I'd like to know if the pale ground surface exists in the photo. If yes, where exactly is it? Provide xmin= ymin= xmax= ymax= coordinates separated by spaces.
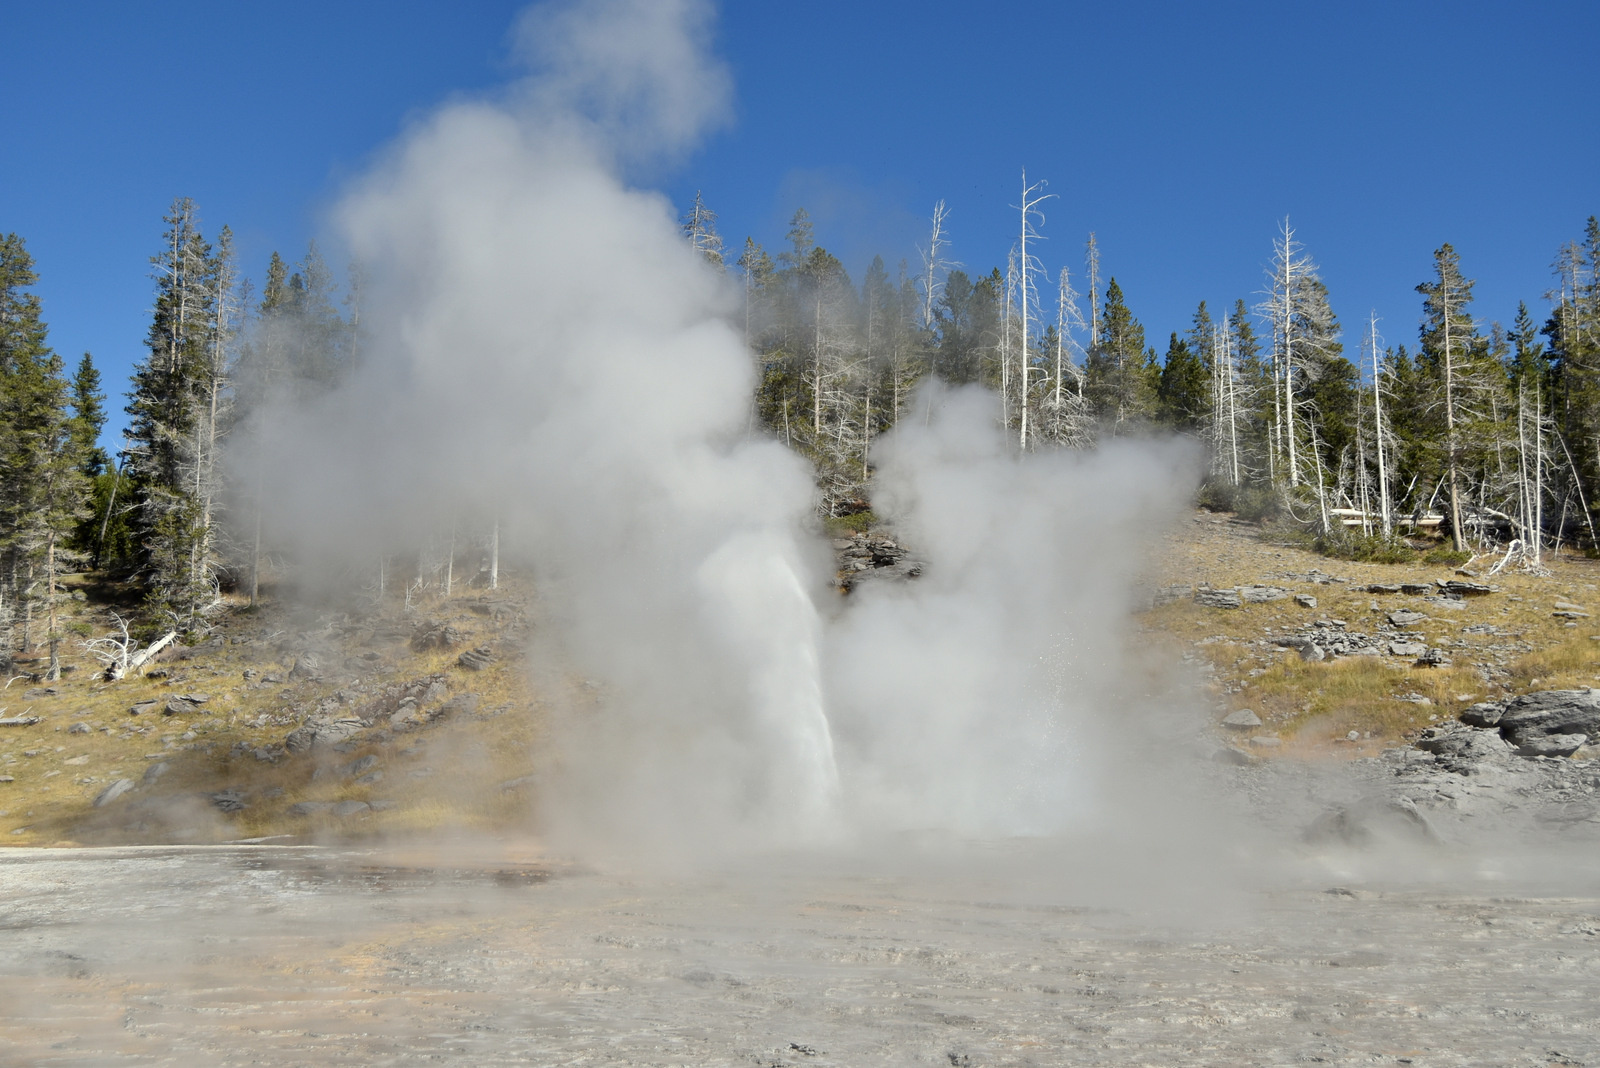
xmin=2 ymin=837 xmax=1599 ymax=1067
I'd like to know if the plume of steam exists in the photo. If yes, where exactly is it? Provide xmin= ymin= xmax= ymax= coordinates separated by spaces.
xmin=827 ymin=383 xmax=1200 ymax=838
xmin=241 ymin=0 xmax=1208 ymax=864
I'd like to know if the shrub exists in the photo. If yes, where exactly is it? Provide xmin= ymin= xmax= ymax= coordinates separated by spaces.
xmin=824 ymin=511 xmax=877 ymax=536
xmin=1196 ymin=479 xmax=1283 ymax=524
xmin=1422 ymin=547 xmax=1472 ymax=566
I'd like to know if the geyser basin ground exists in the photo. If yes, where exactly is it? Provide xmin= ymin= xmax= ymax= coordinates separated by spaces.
xmin=2 ymin=843 xmax=1597 ymax=1066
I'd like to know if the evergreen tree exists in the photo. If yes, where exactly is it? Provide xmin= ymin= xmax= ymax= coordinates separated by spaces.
xmin=126 ymin=198 xmax=226 ymax=630
xmin=0 ymin=234 xmax=89 ymax=672
xmin=1084 ymin=278 xmax=1154 ymax=430
xmin=1416 ymin=243 xmax=1498 ymax=549
xmin=1156 ymin=332 xmax=1208 ymax=432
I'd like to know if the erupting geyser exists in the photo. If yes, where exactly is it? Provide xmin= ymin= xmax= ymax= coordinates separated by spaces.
xmin=240 ymin=0 xmax=1203 ymax=861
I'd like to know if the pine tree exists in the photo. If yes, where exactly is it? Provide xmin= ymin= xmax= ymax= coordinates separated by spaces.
xmin=1084 ymin=277 xmax=1153 ymax=430
xmin=0 ymin=234 xmax=89 ymax=673
xmin=1157 ymin=332 xmax=1208 ymax=432
xmin=126 ymin=198 xmax=226 ymax=631
xmin=1416 ymin=243 xmax=1498 ymax=550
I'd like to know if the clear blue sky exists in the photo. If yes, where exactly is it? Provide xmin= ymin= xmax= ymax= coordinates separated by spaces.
xmin=5 ymin=1 xmax=1597 ymax=446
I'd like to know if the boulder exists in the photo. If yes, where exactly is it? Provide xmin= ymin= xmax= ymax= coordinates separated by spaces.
xmin=1364 ymin=583 xmax=1402 ymax=594
xmin=1238 ymin=586 xmax=1290 ymax=603
xmin=1388 ymin=610 xmax=1427 ymax=626
xmin=1514 ymin=733 xmax=1588 ymax=758
xmin=1415 ymin=647 xmax=1452 ymax=667
xmin=142 ymin=761 xmax=169 ymax=784
xmin=411 ymin=622 xmax=463 ymax=652
xmin=1400 ymin=583 xmax=1432 ymax=596
xmin=1294 ymin=594 xmax=1318 ymax=609
xmin=1388 ymin=641 xmax=1427 ymax=657
xmin=289 ymin=654 xmax=322 ymax=681
xmin=288 ymin=801 xmax=332 ymax=816
xmin=1194 ymin=588 xmax=1241 ymax=609
xmin=93 ymin=779 xmax=135 ymax=807
xmin=68 ymin=722 xmax=91 ymax=735
xmin=1459 ymin=702 xmax=1505 ymax=728
xmin=1496 ymin=689 xmax=1600 ymax=756
xmin=1221 ymin=709 xmax=1262 ymax=730
xmin=163 ymin=696 xmax=202 ymax=716
xmin=1439 ymin=580 xmax=1494 ymax=597
xmin=1304 ymin=797 xmax=1441 ymax=847
xmin=1414 ymin=722 xmax=1514 ymax=772
xmin=436 ymin=693 xmax=480 ymax=719
xmin=210 ymin=790 xmax=248 ymax=813
xmin=457 ymin=646 xmax=495 ymax=671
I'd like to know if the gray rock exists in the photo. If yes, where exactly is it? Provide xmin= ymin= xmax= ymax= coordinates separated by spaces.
xmin=210 ymin=790 xmax=248 ymax=813
xmin=93 ymin=779 xmax=135 ymax=807
xmin=1248 ymin=735 xmax=1281 ymax=748
xmin=345 ymin=754 xmax=379 ymax=777
xmin=1388 ymin=610 xmax=1427 ymax=627
xmin=68 ymin=722 xmax=91 ymax=735
xmin=411 ymin=622 xmax=463 ymax=652
xmin=1388 ymin=641 xmax=1428 ymax=657
xmin=1416 ymin=647 xmax=1453 ymax=667
xmin=1414 ymin=723 xmax=1514 ymax=772
xmin=128 ymin=700 xmax=157 ymax=716
xmin=1238 ymin=586 xmax=1290 ymax=603
xmin=355 ymin=770 xmax=384 ymax=786
xmin=1460 ymin=702 xmax=1505 ymax=728
xmin=1305 ymin=797 xmax=1442 ymax=847
xmin=288 ymin=801 xmax=332 ymax=816
xmin=1294 ymin=594 xmax=1318 ymax=609
xmin=369 ymin=799 xmax=397 ymax=812
xmin=1221 ymin=709 xmax=1263 ymax=730
xmin=436 ymin=693 xmax=480 ymax=719
xmin=1364 ymin=583 xmax=1401 ymax=594
xmin=1514 ymin=733 xmax=1588 ymax=758
xmin=1148 ymin=585 xmax=1193 ymax=607
xmin=1298 ymin=642 xmax=1325 ymax=662
xmin=163 ymin=696 xmax=201 ymax=716
xmin=142 ymin=761 xmax=169 ymax=784
xmin=1194 ymin=588 xmax=1242 ymax=609
xmin=1497 ymin=689 xmax=1600 ymax=755
xmin=332 ymin=800 xmax=370 ymax=817
xmin=1553 ymin=609 xmax=1591 ymax=620
xmin=289 ymin=654 xmax=322 ymax=681
xmin=1439 ymin=580 xmax=1494 ymax=597
xmin=1400 ymin=583 xmax=1432 ymax=596
xmin=456 ymin=646 xmax=495 ymax=671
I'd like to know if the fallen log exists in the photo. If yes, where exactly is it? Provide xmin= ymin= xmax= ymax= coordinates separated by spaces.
xmin=0 ymin=716 xmax=41 ymax=727
xmin=107 ymin=630 xmax=178 ymax=681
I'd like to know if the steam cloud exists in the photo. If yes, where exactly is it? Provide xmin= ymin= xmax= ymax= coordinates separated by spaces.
xmin=246 ymin=0 xmax=1205 ymax=862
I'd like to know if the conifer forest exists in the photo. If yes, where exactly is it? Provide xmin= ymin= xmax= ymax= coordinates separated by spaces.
xmin=2 ymin=191 xmax=1599 ymax=660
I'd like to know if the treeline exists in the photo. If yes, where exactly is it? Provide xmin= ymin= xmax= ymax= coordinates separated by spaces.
xmin=0 ymin=198 xmax=359 ymax=665
xmin=2 ymin=190 xmax=1598 ymax=662
xmin=692 ymin=190 xmax=1600 ymax=563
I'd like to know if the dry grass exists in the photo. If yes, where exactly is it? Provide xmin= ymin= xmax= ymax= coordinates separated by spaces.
xmin=1144 ymin=514 xmax=1600 ymax=754
xmin=0 ymin=576 xmax=548 ymax=846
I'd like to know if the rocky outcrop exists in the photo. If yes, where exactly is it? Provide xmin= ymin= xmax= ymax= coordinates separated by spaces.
xmin=1495 ymin=689 xmax=1600 ymax=756
xmin=835 ymin=531 xmax=924 ymax=592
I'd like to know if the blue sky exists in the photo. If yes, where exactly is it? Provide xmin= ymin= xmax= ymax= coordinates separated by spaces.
xmin=5 ymin=1 xmax=1597 ymax=445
